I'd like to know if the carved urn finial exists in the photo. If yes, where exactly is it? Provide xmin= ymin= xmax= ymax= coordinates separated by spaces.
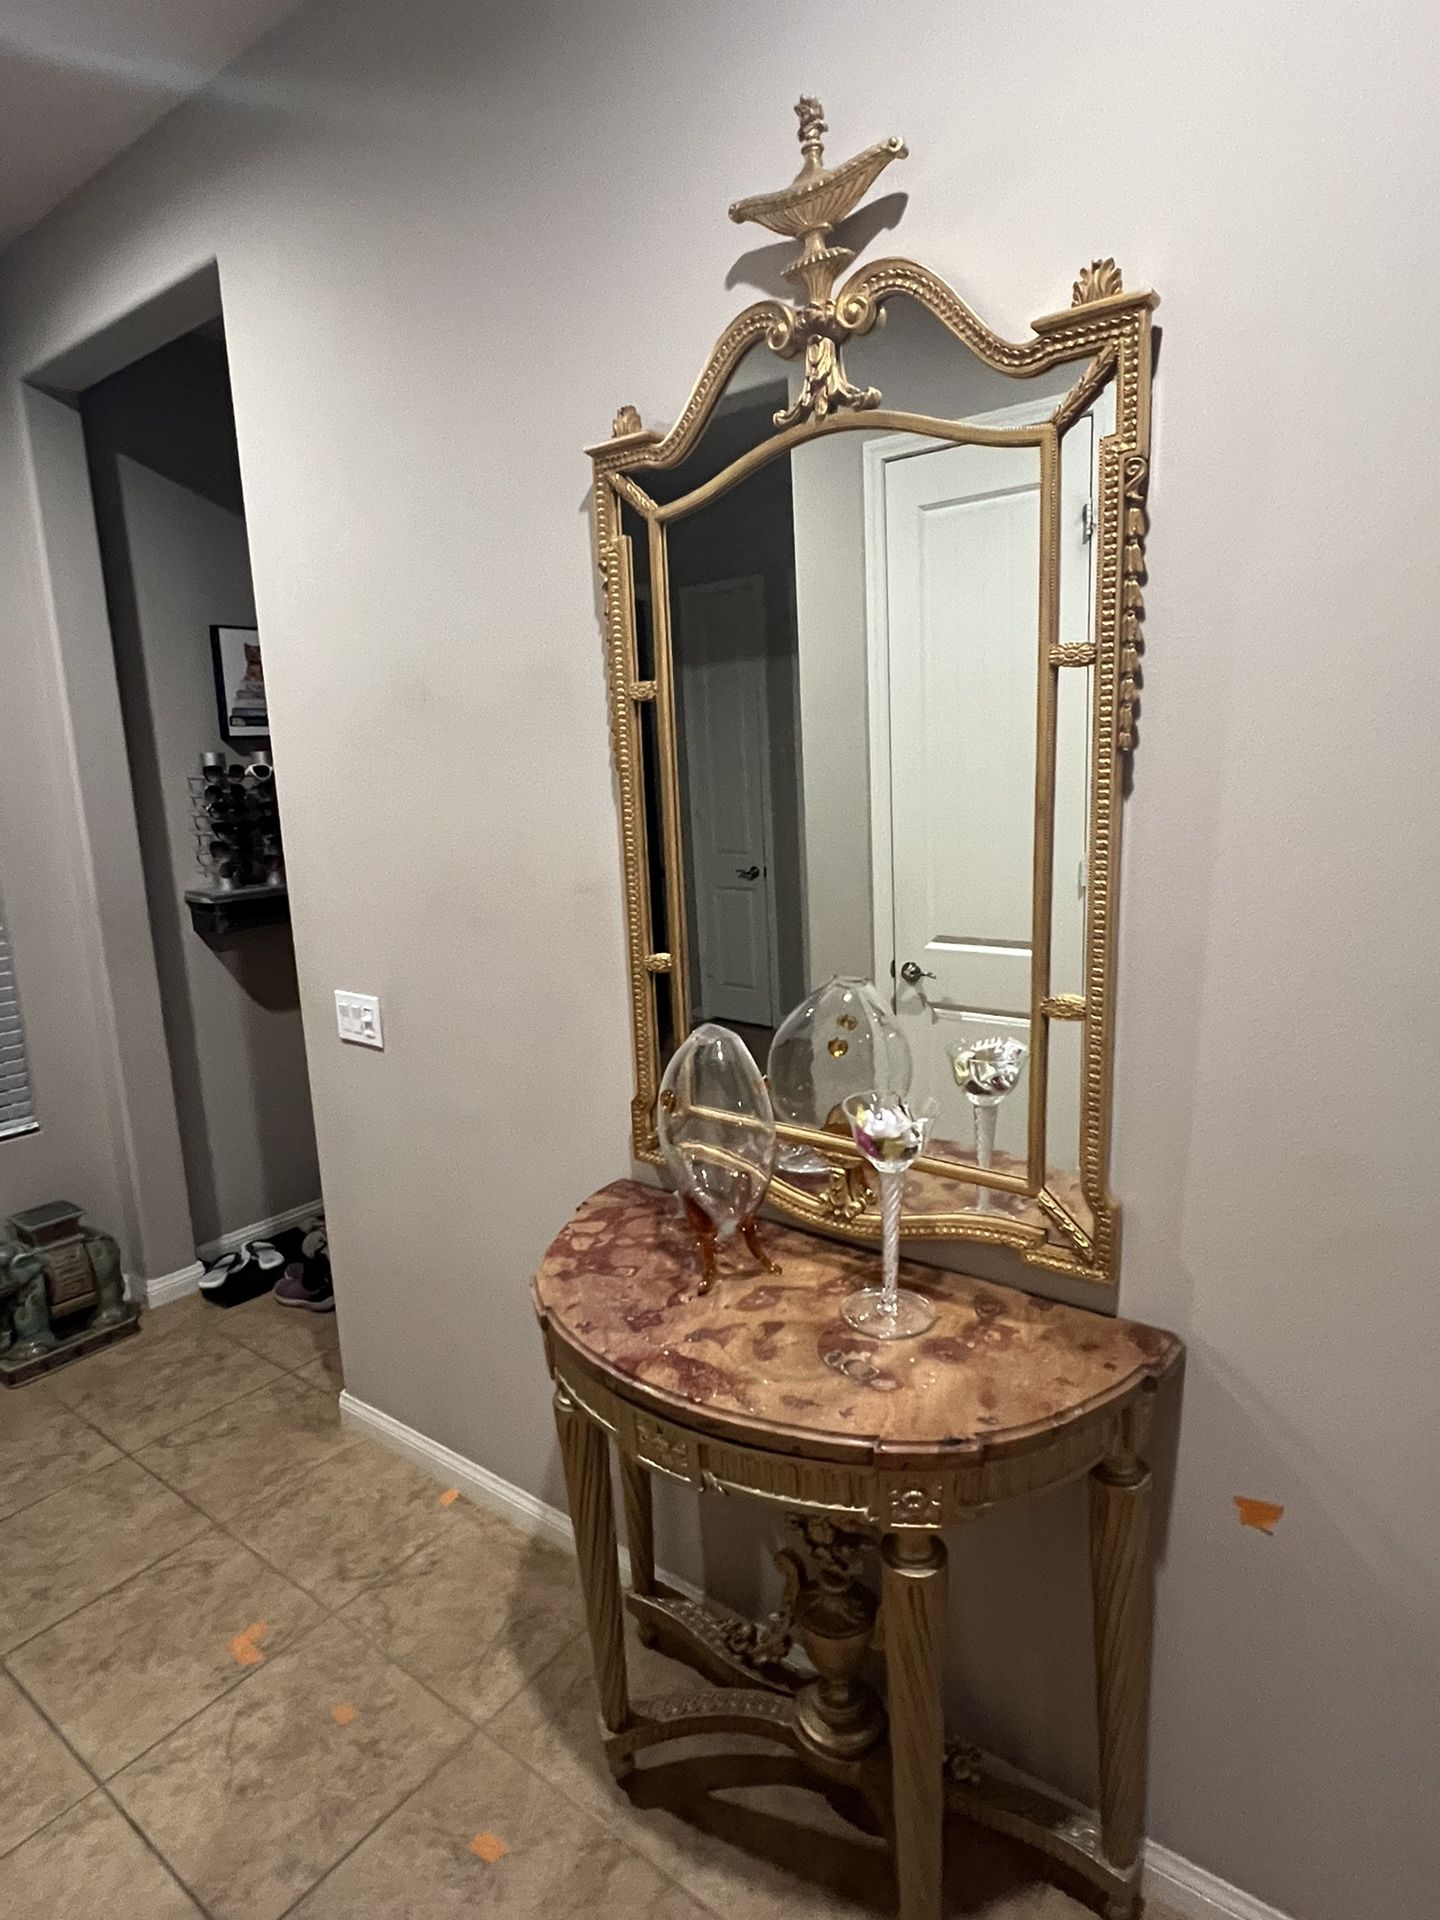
xmin=729 ymin=98 xmax=908 ymax=428
xmin=729 ymin=96 xmax=906 ymax=295
xmin=794 ymin=95 xmax=828 ymax=175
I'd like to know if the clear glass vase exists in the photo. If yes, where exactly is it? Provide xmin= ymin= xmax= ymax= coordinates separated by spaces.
xmin=658 ymin=1023 xmax=780 ymax=1291
xmin=839 ymin=1091 xmax=935 ymax=1339
xmin=767 ymin=978 xmax=912 ymax=1175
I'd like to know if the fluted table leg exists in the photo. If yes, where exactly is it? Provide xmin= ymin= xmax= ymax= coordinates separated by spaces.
xmin=882 ymin=1530 xmax=947 ymax=1920
xmin=1089 ymin=1446 xmax=1153 ymax=1892
xmin=620 ymin=1454 xmax=656 ymax=1597
xmin=555 ymin=1385 xmax=629 ymax=1748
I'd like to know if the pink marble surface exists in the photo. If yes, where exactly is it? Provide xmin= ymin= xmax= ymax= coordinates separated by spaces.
xmin=534 ymin=1182 xmax=1179 ymax=1457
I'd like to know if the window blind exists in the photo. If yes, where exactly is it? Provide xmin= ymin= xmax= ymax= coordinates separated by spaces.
xmin=0 ymin=883 xmax=37 ymax=1141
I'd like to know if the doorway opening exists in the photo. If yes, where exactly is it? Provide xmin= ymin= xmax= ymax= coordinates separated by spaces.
xmin=67 ymin=303 xmax=329 ymax=1314
xmin=648 ymin=379 xmax=807 ymax=1067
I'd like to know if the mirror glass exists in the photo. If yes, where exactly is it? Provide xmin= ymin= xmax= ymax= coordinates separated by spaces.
xmin=637 ymin=310 xmax=1109 ymax=1223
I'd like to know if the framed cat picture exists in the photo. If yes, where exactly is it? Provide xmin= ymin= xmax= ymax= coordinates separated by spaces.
xmin=210 ymin=625 xmax=269 ymax=743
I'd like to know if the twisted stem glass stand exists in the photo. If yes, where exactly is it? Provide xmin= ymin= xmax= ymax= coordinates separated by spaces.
xmin=842 ymin=1166 xmax=936 ymax=1340
xmin=969 ymin=1095 xmax=1000 ymax=1215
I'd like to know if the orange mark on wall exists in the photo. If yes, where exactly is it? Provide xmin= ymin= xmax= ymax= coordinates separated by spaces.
xmin=331 ymin=1703 xmax=358 ymax=1726
xmin=228 ymin=1621 xmax=270 ymax=1667
xmin=470 ymin=1832 xmax=509 ymax=1863
xmin=439 ymin=1488 xmax=460 ymax=1507
xmin=1234 ymin=1496 xmax=1285 ymax=1535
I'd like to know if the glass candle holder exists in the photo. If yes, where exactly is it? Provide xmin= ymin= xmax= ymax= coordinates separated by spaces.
xmin=840 ymin=1091 xmax=934 ymax=1339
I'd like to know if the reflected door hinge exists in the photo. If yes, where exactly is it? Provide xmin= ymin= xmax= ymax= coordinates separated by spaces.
xmin=1081 ymin=500 xmax=1096 ymax=543
xmin=1078 ymin=856 xmax=1089 ymax=900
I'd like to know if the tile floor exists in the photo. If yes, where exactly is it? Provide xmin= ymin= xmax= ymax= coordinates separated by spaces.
xmin=0 ymin=1291 xmax=1178 ymax=1919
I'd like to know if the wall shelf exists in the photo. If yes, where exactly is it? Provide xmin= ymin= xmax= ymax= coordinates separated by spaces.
xmin=184 ymin=883 xmax=290 ymax=938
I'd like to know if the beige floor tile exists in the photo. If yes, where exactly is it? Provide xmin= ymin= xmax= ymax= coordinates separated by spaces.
xmin=110 ymin=1616 xmax=469 ymax=1920
xmin=0 ymin=1791 xmax=203 ymax=1916
xmin=340 ymin=1507 xmax=585 ymax=1722
xmin=291 ymin=1726 xmax=710 ymax=1919
xmin=225 ymin=1434 xmax=464 ymax=1609
xmin=136 ymin=1373 xmax=350 ymax=1521
xmin=294 ymin=1347 xmax=343 ymax=1393
xmin=0 ymin=1670 xmax=92 ymax=1857
xmin=8 ymin=1528 xmax=324 ymax=1776
xmin=0 ymin=1381 xmax=121 ymax=1521
xmin=45 ymin=1324 xmax=284 ymax=1450
xmin=142 ymin=1292 xmax=218 ymax=1336
xmin=490 ymin=1629 xmax=1071 ymax=1920
xmin=214 ymin=1293 xmax=339 ymax=1372
xmin=489 ymin=1631 xmax=886 ymax=1920
xmin=0 ymin=1457 xmax=208 ymax=1652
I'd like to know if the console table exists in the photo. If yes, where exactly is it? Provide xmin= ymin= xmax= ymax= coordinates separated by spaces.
xmin=533 ymin=1181 xmax=1181 ymax=1920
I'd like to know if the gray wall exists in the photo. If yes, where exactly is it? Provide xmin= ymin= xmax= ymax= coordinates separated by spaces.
xmin=0 ymin=5 xmax=1435 ymax=1916
xmin=82 ymin=335 xmax=321 ymax=1246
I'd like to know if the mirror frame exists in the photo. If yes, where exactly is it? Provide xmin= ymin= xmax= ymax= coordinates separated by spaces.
xmin=586 ymin=101 xmax=1157 ymax=1285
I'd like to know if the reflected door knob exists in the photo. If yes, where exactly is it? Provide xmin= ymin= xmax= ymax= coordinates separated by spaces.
xmin=735 ymin=864 xmax=761 ymax=880
xmin=900 ymin=960 xmax=936 ymax=985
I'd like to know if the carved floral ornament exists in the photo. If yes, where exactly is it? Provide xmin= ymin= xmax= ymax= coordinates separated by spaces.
xmin=590 ymin=97 xmax=1159 ymax=1284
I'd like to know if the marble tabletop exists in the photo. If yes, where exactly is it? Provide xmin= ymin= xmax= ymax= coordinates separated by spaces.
xmin=534 ymin=1181 xmax=1179 ymax=1459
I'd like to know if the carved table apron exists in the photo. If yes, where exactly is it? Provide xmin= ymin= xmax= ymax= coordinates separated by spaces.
xmin=533 ymin=1181 xmax=1181 ymax=1920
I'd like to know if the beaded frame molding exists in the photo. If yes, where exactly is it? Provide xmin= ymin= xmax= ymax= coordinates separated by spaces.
xmin=586 ymin=98 xmax=1157 ymax=1285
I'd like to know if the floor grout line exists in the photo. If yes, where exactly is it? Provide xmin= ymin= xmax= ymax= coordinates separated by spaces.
xmin=472 ymin=1619 xmax=591 ymax=1728
xmin=0 ymin=1472 xmax=214 ymax=1658
xmin=1 ymin=1439 xmax=475 ymax=1910
xmin=98 ymin=1782 xmax=217 ymax=1918
xmin=94 ymin=1606 xmax=339 ymax=1782
xmin=119 ymin=1421 xmax=505 ymax=1744
xmin=269 ymin=1724 xmax=481 ymax=1920
xmin=129 ymin=1414 xmax=363 ymax=1517
xmin=1 ymin=1661 xmax=215 ymax=1916
xmin=2 ymin=1323 xmax=723 ymax=1920
xmin=0 ymin=1662 xmax=99 ymax=1861
xmin=50 ymin=1364 xmax=305 ymax=1459
xmin=468 ymin=1639 xmax=736 ymax=1920
xmin=202 ymin=1316 xmax=341 ymax=1376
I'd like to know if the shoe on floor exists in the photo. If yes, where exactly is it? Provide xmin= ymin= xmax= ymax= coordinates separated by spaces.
xmin=273 ymin=1228 xmax=332 ymax=1312
xmin=199 ymin=1240 xmax=283 ymax=1291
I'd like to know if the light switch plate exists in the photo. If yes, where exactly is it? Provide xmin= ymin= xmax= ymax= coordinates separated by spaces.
xmin=335 ymin=990 xmax=383 ymax=1049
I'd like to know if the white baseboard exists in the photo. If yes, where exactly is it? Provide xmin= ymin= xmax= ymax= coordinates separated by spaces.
xmin=1144 ymin=1843 xmax=1298 ymax=1920
xmin=340 ymin=1390 xmax=1295 ymax=1920
xmin=338 ymin=1390 xmax=577 ymax=1557
xmin=197 ymin=1198 xmax=323 ymax=1266
xmin=137 ymin=1261 xmax=206 ymax=1308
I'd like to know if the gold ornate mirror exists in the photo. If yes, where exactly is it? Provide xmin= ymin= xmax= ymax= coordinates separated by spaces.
xmin=588 ymin=98 xmax=1156 ymax=1285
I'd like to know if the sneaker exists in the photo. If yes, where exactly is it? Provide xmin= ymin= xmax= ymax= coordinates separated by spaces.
xmin=272 ymin=1228 xmax=332 ymax=1312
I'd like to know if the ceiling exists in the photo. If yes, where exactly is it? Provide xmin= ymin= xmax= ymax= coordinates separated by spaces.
xmin=0 ymin=1 xmax=304 ymax=254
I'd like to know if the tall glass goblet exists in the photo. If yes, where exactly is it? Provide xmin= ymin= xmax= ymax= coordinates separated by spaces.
xmin=840 ymin=1091 xmax=935 ymax=1339
xmin=950 ymin=1036 xmax=1028 ymax=1213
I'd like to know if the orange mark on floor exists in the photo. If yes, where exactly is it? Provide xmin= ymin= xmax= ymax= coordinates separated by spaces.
xmin=470 ymin=1832 xmax=509 ymax=1863
xmin=331 ymin=1703 xmax=358 ymax=1726
xmin=228 ymin=1621 xmax=269 ymax=1667
xmin=1234 ymin=1496 xmax=1285 ymax=1535
xmin=439 ymin=1487 xmax=460 ymax=1507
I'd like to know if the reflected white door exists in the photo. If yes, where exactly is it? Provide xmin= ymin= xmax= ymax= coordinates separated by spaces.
xmin=677 ymin=576 xmax=781 ymax=1026
xmin=866 ymin=416 xmax=1093 ymax=1163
